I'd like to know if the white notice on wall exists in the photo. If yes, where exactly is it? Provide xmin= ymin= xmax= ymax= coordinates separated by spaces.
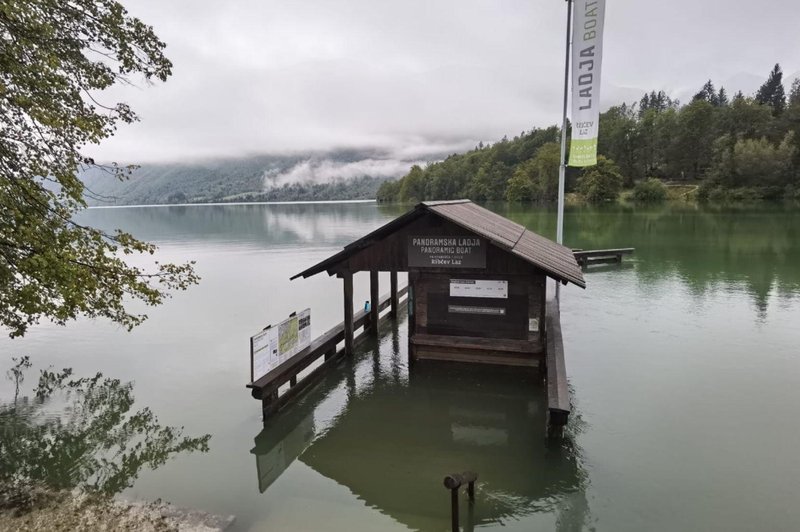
xmin=449 ymin=279 xmax=508 ymax=299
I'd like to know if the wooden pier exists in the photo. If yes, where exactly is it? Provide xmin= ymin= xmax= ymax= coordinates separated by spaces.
xmin=573 ymin=247 xmax=634 ymax=266
xmin=250 ymin=200 xmax=586 ymax=436
xmin=247 ymin=282 xmax=408 ymax=419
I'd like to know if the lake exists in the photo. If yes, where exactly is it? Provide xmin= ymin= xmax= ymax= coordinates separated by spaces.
xmin=1 ymin=200 xmax=799 ymax=531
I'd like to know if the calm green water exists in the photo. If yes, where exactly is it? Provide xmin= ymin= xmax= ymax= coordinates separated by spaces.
xmin=2 ymin=201 xmax=800 ymax=531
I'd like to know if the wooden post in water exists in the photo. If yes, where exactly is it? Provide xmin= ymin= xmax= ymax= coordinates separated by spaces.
xmin=443 ymin=471 xmax=478 ymax=532
xmin=370 ymin=270 xmax=379 ymax=337
xmin=390 ymin=270 xmax=399 ymax=319
xmin=343 ymin=271 xmax=354 ymax=356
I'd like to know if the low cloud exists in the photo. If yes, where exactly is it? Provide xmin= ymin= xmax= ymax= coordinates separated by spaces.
xmin=263 ymin=157 xmax=428 ymax=189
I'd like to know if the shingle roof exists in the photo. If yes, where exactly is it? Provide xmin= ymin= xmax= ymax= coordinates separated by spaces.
xmin=291 ymin=200 xmax=585 ymax=288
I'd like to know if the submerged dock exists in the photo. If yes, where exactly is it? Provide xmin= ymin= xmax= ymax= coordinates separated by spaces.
xmin=573 ymin=247 xmax=634 ymax=266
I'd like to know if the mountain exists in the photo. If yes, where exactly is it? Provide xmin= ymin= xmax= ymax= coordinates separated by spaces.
xmin=80 ymin=149 xmax=437 ymax=206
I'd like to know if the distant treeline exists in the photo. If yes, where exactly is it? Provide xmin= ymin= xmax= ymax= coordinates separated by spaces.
xmin=212 ymin=175 xmax=389 ymax=203
xmin=378 ymin=64 xmax=800 ymax=203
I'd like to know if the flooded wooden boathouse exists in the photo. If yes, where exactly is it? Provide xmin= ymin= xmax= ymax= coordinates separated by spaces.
xmin=276 ymin=199 xmax=586 ymax=432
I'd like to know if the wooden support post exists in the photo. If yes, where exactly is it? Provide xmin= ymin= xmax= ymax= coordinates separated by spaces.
xmin=261 ymin=390 xmax=279 ymax=421
xmin=450 ymin=487 xmax=459 ymax=532
xmin=369 ymin=270 xmax=379 ymax=337
xmin=390 ymin=270 xmax=399 ymax=319
xmin=343 ymin=271 xmax=354 ymax=356
xmin=443 ymin=472 xmax=478 ymax=532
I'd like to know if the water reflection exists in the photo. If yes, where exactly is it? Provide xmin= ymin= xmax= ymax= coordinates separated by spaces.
xmin=78 ymin=201 xmax=800 ymax=321
xmin=77 ymin=202 xmax=393 ymax=249
xmin=251 ymin=316 xmax=590 ymax=531
xmin=478 ymin=202 xmax=800 ymax=320
xmin=0 ymin=359 xmax=210 ymax=501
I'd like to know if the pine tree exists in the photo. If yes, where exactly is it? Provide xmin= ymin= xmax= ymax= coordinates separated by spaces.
xmin=693 ymin=80 xmax=720 ymax=106
xmin=755 ymin=64 xmax=787 ymax=116
xmin=789 ymin=78 xmax=800 ymax=107
xmin=718 ymin=87 xmax=729 ymax=107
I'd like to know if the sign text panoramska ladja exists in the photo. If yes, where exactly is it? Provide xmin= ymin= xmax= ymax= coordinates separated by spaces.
xmin=408 ymin=236 xmax=486 ymax=268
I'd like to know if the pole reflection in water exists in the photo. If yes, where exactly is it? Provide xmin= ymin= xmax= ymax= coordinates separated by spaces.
xmin=251 ymin=311 xmax=591 ymax=531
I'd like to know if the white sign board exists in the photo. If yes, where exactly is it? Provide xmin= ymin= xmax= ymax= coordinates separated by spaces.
xmin=251 ymin=308 xmax=311 ymax=382
xmin=449 ymin=279 xmax=508 ymax=299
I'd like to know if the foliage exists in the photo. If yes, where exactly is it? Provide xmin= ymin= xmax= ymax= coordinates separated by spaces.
xmin=0 ymin=0 xmax=198 ymax=337
xmin=0 ymin=359 xmax=210 ymax=509
xmin=706 ymin=132 xmax=796 ymax=196
xmin=755 ymin=64 xmax=786 ymax=116
xmin=376 ymin=127 xmax=560 ymax=202
xmin=693 ymin=80 xmax=728 ymax=107
xmin=379 ymin=62 xmax=799 ymax=204
xmin=576 ymin=156 xmax=623 ymax=203
xmin=632 ymin=178 xmax=668 ymax=203
xmin=505 ymin=142 xmax=560 ymax=202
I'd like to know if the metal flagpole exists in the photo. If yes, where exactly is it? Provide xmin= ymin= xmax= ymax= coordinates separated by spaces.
xmin=556 ymin=0 xmax=573 ymax=301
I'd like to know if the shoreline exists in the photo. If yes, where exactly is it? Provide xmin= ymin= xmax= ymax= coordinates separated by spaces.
xmin=0 ymin=488 xmax=235 ymax=532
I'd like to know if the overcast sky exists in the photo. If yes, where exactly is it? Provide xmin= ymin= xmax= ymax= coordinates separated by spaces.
xmin=92 ymin=0 xmax=800 ymax=163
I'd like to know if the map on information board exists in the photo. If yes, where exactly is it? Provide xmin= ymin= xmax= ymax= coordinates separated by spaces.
xmin=250 ymin=308 xmax=311 ymax=382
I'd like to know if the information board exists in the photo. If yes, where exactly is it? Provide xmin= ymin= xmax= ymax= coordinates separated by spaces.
xmin=251 ymin=308 xmax=311 ymax=382
xmin=449 ymin=279 xmax=508 ymax=299
xmin=408 ymin=236 xmax=486 ymax=268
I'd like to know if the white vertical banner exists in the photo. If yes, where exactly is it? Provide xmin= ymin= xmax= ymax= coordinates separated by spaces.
xmin=569 ymin=0 xmax=606 ymax=167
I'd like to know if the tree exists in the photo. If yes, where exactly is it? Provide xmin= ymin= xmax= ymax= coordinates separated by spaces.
xmin=790 ymin=78 xmax=800 ymax=107
xmin=670 ymin=100 xmax=717 ymax=179
xmin=717 ymin=87 xmax=729 ymax=107
xmin=598 ymin=103 xmax=639 ymax=180
xmin=0 ymin=1 xmax=198 ymax=337
xmin=576 ymin=156 xmax=624 ymax=203
xmin=755 ymin=64 xmax=787 ymax=116
xmin=398 ymin=164 xmax=426 ymax=201
xmin=693 ymin=80 xmax=720 ymax=106
xmin=505 ymin=142 xmax=560 ymax=202
xmin=708 ymin=132 xmax=795 ymax=190
xmin=632 ymin=178 xmax=668 ymax=203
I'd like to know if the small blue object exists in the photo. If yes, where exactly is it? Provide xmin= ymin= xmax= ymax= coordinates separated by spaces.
xmin=364 ymin=301 xmax=370 ymax=312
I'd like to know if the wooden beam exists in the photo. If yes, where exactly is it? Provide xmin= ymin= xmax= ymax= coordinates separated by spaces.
xmin=343 ymin=270 xmax=354 ymax=356
xmin=390 ymin=270 xmax=399 ymax=318
xmin=369 ymin=270 xmax=379 ymax=337
xmin=545 ymin=300 xmax=570 ymax=437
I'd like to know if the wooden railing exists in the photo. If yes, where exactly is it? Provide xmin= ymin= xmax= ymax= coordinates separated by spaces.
xmin=247 ymin=285 xmax=408 ymax=419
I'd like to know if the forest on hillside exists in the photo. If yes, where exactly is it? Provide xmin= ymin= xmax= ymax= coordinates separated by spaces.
xmin=378 ymin=64 xmax=800 ymax=203
xmin=80 ymin=151 xmax=398 ymax=205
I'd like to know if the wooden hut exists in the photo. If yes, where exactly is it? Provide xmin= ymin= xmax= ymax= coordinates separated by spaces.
xmin=292 ymin=200 xmax=584 ymax=371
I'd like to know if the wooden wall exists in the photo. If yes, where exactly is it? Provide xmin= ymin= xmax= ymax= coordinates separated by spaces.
xmin=332 ymin=212 xmax=549 ymax=366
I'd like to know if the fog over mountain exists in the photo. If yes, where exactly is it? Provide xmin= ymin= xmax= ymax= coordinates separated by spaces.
xmin=80 ymin=149 xmax=447 ymax=206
